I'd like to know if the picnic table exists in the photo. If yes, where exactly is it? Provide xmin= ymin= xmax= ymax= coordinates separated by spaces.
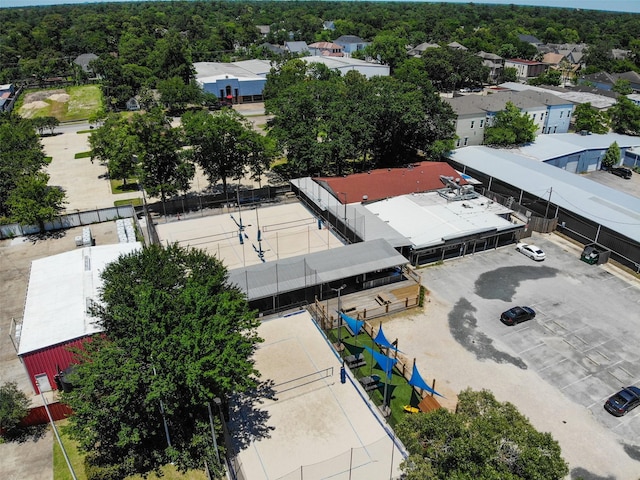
xmin=359 ymin=375 xmax=380 ymax=392
xmin=345 ymin=353 xmax=366 ymax=369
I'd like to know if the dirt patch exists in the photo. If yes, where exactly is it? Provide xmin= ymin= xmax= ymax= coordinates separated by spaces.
xmin=21 ymin=100 xmax=49 ymax=110
xmin=23 ymin=89 xmax=66 ymax=104
xmin=48 ymin=93 xmax=70 ymax=102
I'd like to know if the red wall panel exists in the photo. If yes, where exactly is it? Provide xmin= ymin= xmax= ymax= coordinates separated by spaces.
xmin=21 ymin=337 xmax=89 ymax=394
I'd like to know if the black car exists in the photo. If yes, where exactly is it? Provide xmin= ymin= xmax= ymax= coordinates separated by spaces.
xmin=604 ymin=386 xmax=640 ymax=416
xmin=500 ymin=306 xmax=536 ymax=326
xmin=610 ymin=167 xmax=632 ymax=179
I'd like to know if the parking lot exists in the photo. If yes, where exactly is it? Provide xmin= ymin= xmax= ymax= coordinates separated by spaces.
xmin=396 ymin=233 xmax=640 ymax=478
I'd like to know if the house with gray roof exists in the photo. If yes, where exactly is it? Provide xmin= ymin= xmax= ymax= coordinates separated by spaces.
xmin=73 ymin=53 xmax=98 ymax=75
xmin=444 ymin=89 xmax=573 ymax=147
xmin=284 ymin=41 xmax=309 ymax=55
xmin=407 ymin=42 xmax=440 ymax=57
xmin=500 ymin=81 xmax=619 ymax=111
xmin=334 ymin=35 xmax=370 ymax=56
xmin=476 ymin=51 xmax=504 ymax=82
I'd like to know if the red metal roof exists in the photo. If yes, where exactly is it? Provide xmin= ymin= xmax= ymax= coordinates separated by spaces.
xmin=316 ymin=161 xmax=466 ymax=204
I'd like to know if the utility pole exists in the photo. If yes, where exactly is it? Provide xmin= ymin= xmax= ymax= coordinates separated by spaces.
xmin=545 ymin=187 xmax=553 ymax=218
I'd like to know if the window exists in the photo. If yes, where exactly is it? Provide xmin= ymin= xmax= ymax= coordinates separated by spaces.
xmin=463 ymin=137 xmax=469 ymax=146
xmin=532 ymin=114 xmax=536 ymax=120
xmin=470 ymin=120 xmax=475 ymax=129
xmin=560 ymin=111 xmax=563 ymax=118
xmin=541 ymin=112 xmax=545 ymax=120
xmin=456 ymin=138 xmax=460 ymax=147
xmin=480 ymin=119 xmax=484 ymax=128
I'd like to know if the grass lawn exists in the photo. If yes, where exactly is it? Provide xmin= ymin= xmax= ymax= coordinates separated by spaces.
xmin=115 ymin=197 xmax=143 ymax=207
xmin=329 ymin=327 xmax=419 ymax=427
xmin=74 ymin=151 xmax=92 ymax=159
xmin=110 ymin=178 xmax=140 ymax=194
xmin=17 ymin=85 xmax=102 ymax=122
xmin=54 ymin=420 xmax=206 ymax=480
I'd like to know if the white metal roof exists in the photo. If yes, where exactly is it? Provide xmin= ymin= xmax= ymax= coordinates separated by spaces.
xmin=511 ymin=133 xmax=640 ymax=161
xmin=18 ymin=243 xmax=141 ymax=355
xmin=450 ymin=147 xmax=640 ymax=242
xmin=364 ymin=192 xmax=515 ymax=249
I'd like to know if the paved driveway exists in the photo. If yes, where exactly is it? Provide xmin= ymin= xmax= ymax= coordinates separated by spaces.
xmin=406 ymin=233 xmax=640 ymax=478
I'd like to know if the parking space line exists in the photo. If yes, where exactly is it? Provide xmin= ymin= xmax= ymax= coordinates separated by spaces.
xmin=539 ymin=357 xmax=570 ymax=372
xmin=517 ymin=342 xmax=545 ymax=355
xmin=561 ymin=373 xmax=593 ymax=390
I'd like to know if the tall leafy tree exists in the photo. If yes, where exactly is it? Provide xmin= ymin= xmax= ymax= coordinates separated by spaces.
xmin=364 ymin=30 xmax=409 ymax=73
xmin=131 ymin=108 xmax=194 ymax=214
xmin=63 ymin=244 xmax=262 ymax=478
xmin=573 ymin=103 xmax=609 ymax=134
xmin=182 ymin=109 xmax=270 ymax=195
xmin=0 ymin=115 xmax=50 ymax=219
xmin=608 ymin=96 xmax=640 ymax=136
xmin=602 ymin=141 xmax=621 ymax=169
xmin=0 ymin=381 xmax=31 ymax=439
xmin=396 ymin=389 xmax=569 ymax=480
xmin=484 ymin=102 xmax=537 ymax=146
xmin=89 ymin=113 xmax=140 ymax=185
xmin=7 ymin=171 xmax=67 ymax=231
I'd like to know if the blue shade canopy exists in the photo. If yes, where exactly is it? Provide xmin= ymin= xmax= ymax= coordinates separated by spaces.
xmin=408 ymin=363 xmax=444 ymax=398
xmin=364 ymin=346 xmax=398 ymax=380
xmin=374 ymin=324 xmax=401 ymax=352
xmin=340 ymin=312 xmax=364 ymax=336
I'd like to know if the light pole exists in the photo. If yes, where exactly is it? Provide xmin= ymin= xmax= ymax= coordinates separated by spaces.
xmin=37 ymin=380 xmax=78 ymax=480
xmin=331 ymin=284 xmax=346 ymax=351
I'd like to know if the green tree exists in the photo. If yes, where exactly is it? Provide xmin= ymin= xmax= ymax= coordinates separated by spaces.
xmin=182 ymin=109 xmax=270 ymax=194
xmin=573 ymin=103 xmax=609 ymax=134
xmin=157 ymin=77 xmax=203 ymax=113
xmin=89 ymin=114 xmax=140 ymax=186
xmin=396 ymin=389 xmax=569 ymax=480
xmin=63 ymin=243 xmax=262 ymax=478
xmin=501 ymin=67 xmax=518 ymax=83
xmin=421 ymin=47 xmax=488 ymax=92
xmin=612 ymin=78 xmax=633 ymax=95
xmin=7 ymin=171 xmax=67 ymax=231
xmin=131 ymin=109 xmax=194 ymax=214
xmin=602 ymin=141 xmax=621 ymax=169
xmin=528 ymin=69 xmax=562 ymax=86
xmin=0 ymin=382 xmax=31 ymax=439
xmin=608 ymin=96 xmax=640 ymax=135
xmin=484 ymin=102 xmax=537 ymax=146
xmin=365 ymin=30 xmax=408 ymax=73
xmin=0 ymin=115 xmax=49 ymax=219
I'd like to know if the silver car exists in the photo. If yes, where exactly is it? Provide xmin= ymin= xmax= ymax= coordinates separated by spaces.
xmin=516 ymin=243 xmax=546 ymax=261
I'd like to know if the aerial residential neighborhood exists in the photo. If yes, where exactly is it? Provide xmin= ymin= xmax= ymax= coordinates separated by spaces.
xmin=1 ymin=2 xmax=640 ymax=480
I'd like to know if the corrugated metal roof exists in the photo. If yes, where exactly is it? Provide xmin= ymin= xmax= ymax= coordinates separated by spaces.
xmin=316 ymin=162 xmax=467 ymax=203
xmin=510 ymin=133 xmax=640 ymax=162
xmin=18 ymin=243 xmax=141 ymax=355
xmin=450 ymin=147 xmax=640 ymax=242
xmin=364 ymin=192 xmax=515 ymax=249
xmin=228 ymin=239 xmax=408 ymax=300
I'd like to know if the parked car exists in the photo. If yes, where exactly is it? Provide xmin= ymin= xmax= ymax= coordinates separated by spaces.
xmin=516 ymin=243 xmax=546 ymax=261
xmin=604 ymin=386 xmax=640 ymax=416
xmin=610 ymin=167 xmax=632 ymax=179
xmin=500 ymin=306 xmax=536 ymax=326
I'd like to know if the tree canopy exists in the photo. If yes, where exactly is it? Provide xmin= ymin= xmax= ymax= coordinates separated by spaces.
xmin=602 ymin=141 xmax=621 ymax=169
xmin=264 ymin=60 xmax=455 ymax=177
xmin=0 ymin=114 xmax=66 ymax=227
xmin=63 ymin=243 xmax=262 ymax=478
xmin=0 ymin=381 xmax=31 ymax=439
xmin=608 ymin=96 xmax=640 ymax=136
xmin=483 ymin=102 xmax=538 ymax=147
xmin=573 ymin=103 xmax=609 ymax=134
xmin=396 ymin=389 xmax=569 ymax=480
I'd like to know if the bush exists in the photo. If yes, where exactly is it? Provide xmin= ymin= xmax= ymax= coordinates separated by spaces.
xmin=0 ymin=382 xmax=31 ymax=438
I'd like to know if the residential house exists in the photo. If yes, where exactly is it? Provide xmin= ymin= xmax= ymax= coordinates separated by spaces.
xmin=308 ymin=42 xmax=344 ymax=57
xmin=334 ymin=35 xmax=370 ymax=57
xmin=518 ymin=34 xmax=543 ymax=48
xmin=447 ymin=41 xmax=467 ymax=51
xmin=476 ymin=51 xmax=504 ymax=83
xmin=126 ymin=97 xmax=140 ymax=111
xmin=323 ymin=21 xmax=335 ymax=31
xmin=73 ymin=53 xmax=99 ymax=77
xmin=611 ymin=49 xmax=630 ymax=60
xmin=284 ymin=41 xmax=309 ymax=55
xmin=258 ymin=42 xmax=286 ymax=56
xmin=504 ymin=58 xmax=547 ymax=81
xmin=444 ymin=89 xmax=573 ymax=147
xmin=407 ymin=42 xmax=440 ymax=57
xmin=500 ymin=81 xmax=619 ymax=112
xmin=256 ymin=25 xmax=271 ymax=37
xmin=579 ymin=71 xmax=640 ymax=92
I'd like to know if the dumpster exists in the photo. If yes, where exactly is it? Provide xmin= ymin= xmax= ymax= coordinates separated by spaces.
xmin=580 ymin=244 xmax=610 ymax=265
